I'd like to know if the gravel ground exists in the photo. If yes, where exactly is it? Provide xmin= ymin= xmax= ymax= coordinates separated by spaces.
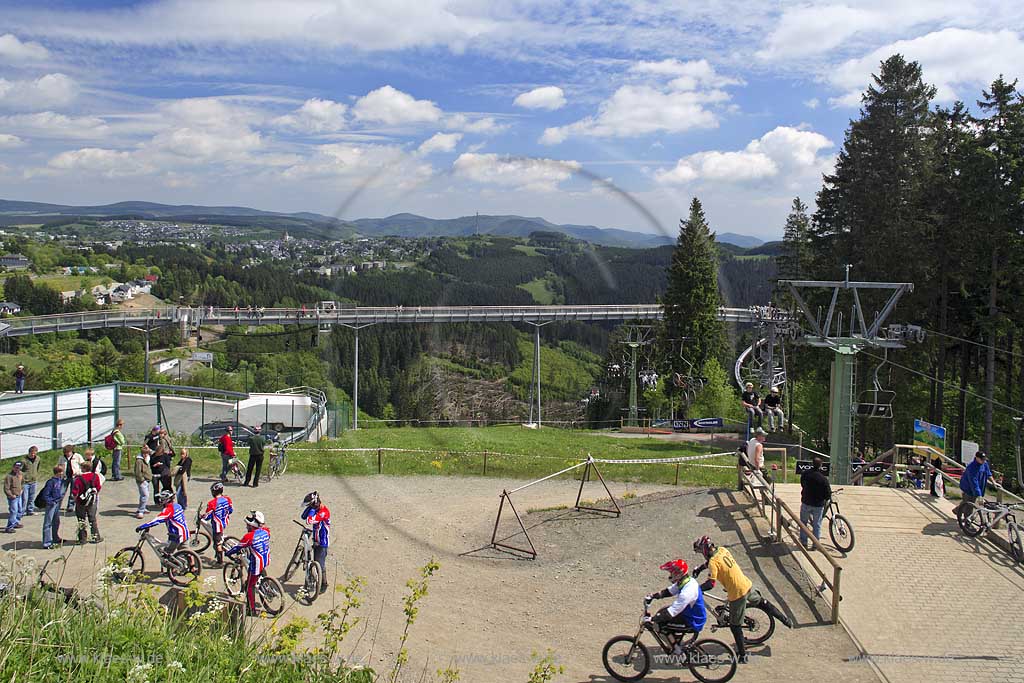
xmin=2 ymin=473 xmax=878 ymax=683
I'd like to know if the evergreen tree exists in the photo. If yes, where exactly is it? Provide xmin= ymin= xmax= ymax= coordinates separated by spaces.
xmin=777 ymin=197 xmax=811 ymax=282
xmin=662 ymin=198 xmax=725 ymax=377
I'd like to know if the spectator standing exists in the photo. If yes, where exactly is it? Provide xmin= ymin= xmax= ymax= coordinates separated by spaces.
xmin=763 ymin=387 xmax=785 ymax=432
xmin=746 ymin=428 xmax=768 ymax=480
xmin=110 ymin=419 xmax=127 ymax=481
xmin=243 ymin=426 xmax=267 ymax=488
xmin=134 ymin=446 xmax=153 ymax=518
xmin=13 ymin=364 xmax=26 ymax=393
xmin=151 ymin=446 xmax=172 ymax=497
xmin=21 ymin=445 xmax=41 ymax=516
xmin=71 ymin=460 xmax=102 ymax=543
xmin=218 ymin=426 xmax=235 ymax=482
xmin=144 ymin=425 xmax=161 ymax=454
xmin=740 ymin=382 xmax=763 ymax=429
xmin=956 ymin=451 xmax=996 ymax=521
xmin=172 ymin=449 xmax=192 ymax=509
xmin=799 ymin=457 xmax=832 ymax=549
xmin=40 ymin=465 xmax=65 ymax=548
xmin=3 ymin=461 xmax=24 ymax=533
xmin=61 ymin=444 xmax=84 ymax=513
xmin=158 ymin=427 xmax=175 ymax=458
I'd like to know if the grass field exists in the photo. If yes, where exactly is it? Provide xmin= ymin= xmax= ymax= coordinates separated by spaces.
xmin=518 ymin=276 xmax=556 ymax=304
xmin=33 ymin=273 xmax=114 ymax=292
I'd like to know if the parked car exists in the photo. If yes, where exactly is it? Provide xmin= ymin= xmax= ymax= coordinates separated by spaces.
xmin=192 ymin=421 xmax=279 ymax=446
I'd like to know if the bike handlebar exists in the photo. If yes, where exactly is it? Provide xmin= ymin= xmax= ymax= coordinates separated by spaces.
xmin=293 ymin=519 xmax=312 ymax=531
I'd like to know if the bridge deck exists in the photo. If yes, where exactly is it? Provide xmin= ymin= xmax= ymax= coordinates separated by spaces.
xmin=771 ymin=483 xmax=1024 ymax=683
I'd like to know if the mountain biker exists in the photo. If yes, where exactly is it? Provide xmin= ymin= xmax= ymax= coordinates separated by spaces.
xmin=226 ymin=510 xmax=271 ymax=614
xmin=644 ymin=559 xmax=707 ymax=650
xmin=301 ymin=491 xmax=330 ymax=594
xmin=693 ymin=535 xmax=791 ymax=663
xmin=203 ymin=482 xmax=234 ymax=565
xmin=136 ymin=490 xmax=190 ymax=555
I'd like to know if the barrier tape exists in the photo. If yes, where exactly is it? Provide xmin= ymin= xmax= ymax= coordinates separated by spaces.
xmin=592 ymin=451 xmax=735 ymax=465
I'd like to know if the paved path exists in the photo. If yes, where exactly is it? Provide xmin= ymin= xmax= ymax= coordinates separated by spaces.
xmin=771 ymin=483 xmax=1024 ymax=683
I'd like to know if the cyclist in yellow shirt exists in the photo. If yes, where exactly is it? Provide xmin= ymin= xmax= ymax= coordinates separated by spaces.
xmin=692 ymin=535 xmax=791 ymax=663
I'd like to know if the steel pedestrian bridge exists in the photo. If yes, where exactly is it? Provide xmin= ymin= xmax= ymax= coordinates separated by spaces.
xmin=0 ymin=304 xmax=787 ymax=336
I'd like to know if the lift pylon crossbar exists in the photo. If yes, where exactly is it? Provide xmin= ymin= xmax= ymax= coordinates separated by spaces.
xmin=574 ymin=456 xmax=621 ymax=516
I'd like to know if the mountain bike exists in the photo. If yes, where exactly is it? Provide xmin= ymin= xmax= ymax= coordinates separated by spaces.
xmin=958 ymin=499 xmax=1024 ymax=563
xmin=188 ymin=500 xmax=240 ymax=558
xmin=267 ymin=443 xmax=288 ymax=481
xmin=112 ymin=528 xmax=203 ymax=587
xmin=225 ymin=455 xmax=247 ymax=485
xmin=703 ymin=593 xmax=776 ymax=645
xmin=282 ymin=519 xmax=320 ymax=604
xmin=223 ymin=556 xmax=285 ymax=615
xmin=826 ymin=488 xmax=855 ymax=552
xmin=602 ymin=597 xmax=737 ymax=682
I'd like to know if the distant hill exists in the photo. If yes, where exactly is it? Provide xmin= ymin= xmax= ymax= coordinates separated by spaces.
xmin=717 ymin=232 xmax=764 ymax=248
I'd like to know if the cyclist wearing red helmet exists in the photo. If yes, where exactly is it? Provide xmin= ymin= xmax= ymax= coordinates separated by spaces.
xmin=643 ymin=559 xmax=707 ymax=636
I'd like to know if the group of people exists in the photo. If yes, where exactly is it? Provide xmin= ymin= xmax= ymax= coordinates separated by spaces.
xmin=645 ymin=535 xmax=791 ymax=664
xmin=740 ymin=382 xmax=786 ymax=433
xmin=216 ymin=424 xmax=270 ymax=488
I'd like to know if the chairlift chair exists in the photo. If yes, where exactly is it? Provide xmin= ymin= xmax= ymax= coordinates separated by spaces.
xmin=856 ymin=351 xmax=896 ymax=418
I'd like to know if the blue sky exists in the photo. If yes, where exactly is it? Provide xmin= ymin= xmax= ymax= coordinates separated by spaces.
xmin=1 ymin=1 xmax=1023 ymax=240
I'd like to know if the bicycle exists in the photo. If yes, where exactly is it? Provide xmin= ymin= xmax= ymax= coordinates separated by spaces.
xmin=825 ymin=488 xmax=855 ymax=552
xmin=112 ymin=528 xmax=203 ymax=587
xmin=958 ymin=499 xmax=1024 ymax=563
xmin=702 ymin=593 xmax=775 ymax=645
xmin=218 ymin=451 xmax=247 ymax=485
xmin=267 ymin=442 xmax=288 ymax=481
xmin=602 ymin=597 xmax=737 ymax=682
xmin=281 ymin=519 xmax=321 ymax=604
xmin=187 ymin=500 xmax=240 ymax=558
xmin=222 ymin=556 xmax=285 ymax=615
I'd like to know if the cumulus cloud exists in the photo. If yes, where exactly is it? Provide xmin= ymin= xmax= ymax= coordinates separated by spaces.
xmin=541 ymin=60 xmax=737 ymax=144
xmin=0 ymin=133 xmax=25 ymax=148
xmin=42 ymin=148 xmax=154 ymax=178
xmin=829 ymin=28 xmax=1024 ymax=105
xmin=656 ymin=126 xmax=833 ymax=185
xmin=352 ymin=86 xmax=442 ymax=126
xmin=445 ymin=113 xmax=508 ymax=134
xmin=513 ymin=86 xmax=566 ymax=110
xmin=0 ymin=33 xmax=49 ymax=61
xmin=0 ymin=111 xmax=109 ymax=139
xmin=0 ymin=73 xmax=77 ymax=111
xmin=417 ymin=132 xmax=461 ymax=155
xmin=453 ymin=153 xmax=580 ymax=192
xmin=273 ymin=98 xmax=348 ymax=133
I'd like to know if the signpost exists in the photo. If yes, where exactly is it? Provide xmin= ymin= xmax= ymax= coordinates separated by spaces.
xmin=191 ymin=351 xmax=214 ymax=363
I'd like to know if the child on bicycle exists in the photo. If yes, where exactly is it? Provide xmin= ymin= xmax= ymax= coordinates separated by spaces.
xmin=226 ymin=510 xmax=271 ymax=614
xmin=644 ymin=558 xmax=707 ymax=651
xmin=136 ymin=490 xmax=189 ymax=555
xmin=203 ymin=482 xmax=234 ymax=565
xmin=301 ymin=491 xmax=330 ymax=594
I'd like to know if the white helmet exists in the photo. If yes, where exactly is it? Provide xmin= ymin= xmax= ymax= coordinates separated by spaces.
xmin=245 ymin=510 xmax=265 ymax=527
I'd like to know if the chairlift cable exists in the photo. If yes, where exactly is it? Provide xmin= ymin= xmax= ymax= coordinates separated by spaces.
xmin=921 ymin=328 xmax=1024 ymax=360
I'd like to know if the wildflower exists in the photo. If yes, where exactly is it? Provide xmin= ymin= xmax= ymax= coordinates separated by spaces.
xmin=167 ymin=660 xmax=185 ymax=672
xmin=127 ymin=662 xmax=153 ymax=683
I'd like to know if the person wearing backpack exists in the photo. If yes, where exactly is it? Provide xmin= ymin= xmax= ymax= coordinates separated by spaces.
xmin=71 ymin=460 xmax=103 ymax=544
xmin=61 ymin=444 xmax=85 ymax=514
xmin=40 ymin=464 xmax=65 ymax=549
xmin=3 ymin=461 xmax=24 ymax=533
xmin=106 ymin=419 xmax=127 ymax=481
xmin=21 ymin=445 xmax=41 ymax=516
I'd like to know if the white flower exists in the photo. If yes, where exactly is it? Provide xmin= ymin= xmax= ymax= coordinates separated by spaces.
xmin=167 ymin=660 xmax=185 ymax=672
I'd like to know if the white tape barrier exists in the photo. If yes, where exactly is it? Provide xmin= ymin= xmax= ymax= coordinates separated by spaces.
xmin=592 ymin=451 xmax=736 ymax=466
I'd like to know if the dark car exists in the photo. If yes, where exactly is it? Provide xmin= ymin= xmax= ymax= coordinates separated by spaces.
xmin=193 ymin=421 xmax=279 ymax=446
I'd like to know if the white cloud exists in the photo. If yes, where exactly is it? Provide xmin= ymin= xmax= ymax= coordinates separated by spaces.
xmin=0 ymin=33 xmax=49 ymax=61
xmin=656 ymin=126 xmax=833 ymax=185
xmin=280 ymin=142 xmax=434 ymax=192
xmin=42 ymin=148 xmax=154 ymax=178
xmin=0 ymin=111 xmax=109 ymax=139
xmin=273 ymin=98 xmax=347 ymax=133
xmin=804 ymin=98 xmax=820 ymax=109
xmin=453 ymin=153 xmax=580 ymax=192
xmin=352 ymin=86 xmax=442 ymax=126
xmin=513 ymin=86 xmax=566 ymax=111
xmin=0 ymin=133 xmax=25 ymax=148
xmin=445 ymin=113 xmax=508 ymax=135
xmin=0 ymin=73 xmax=77 ymax=111
xmin=630 ymin=59 xmax=742 ymax=90
xmin=417 ymin=132 xmax=461 ymax=155
xmin=829 ymin=28 xmax=1024 ymax=105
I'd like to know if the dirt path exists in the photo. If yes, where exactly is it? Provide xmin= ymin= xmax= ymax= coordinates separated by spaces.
xmin=2 ymin=474 xmax=877 ymax=682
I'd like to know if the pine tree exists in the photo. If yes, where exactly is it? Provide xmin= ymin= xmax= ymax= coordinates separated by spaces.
xmin=662 ymin=198 xmax=725 ymax=377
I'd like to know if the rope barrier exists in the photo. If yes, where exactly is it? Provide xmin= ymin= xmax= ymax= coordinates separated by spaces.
xmin=592 ymin=451 xmax=735 ymax=465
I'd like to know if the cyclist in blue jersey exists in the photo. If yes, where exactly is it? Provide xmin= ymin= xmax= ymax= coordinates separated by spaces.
xmin=645 ymin=558 xmax=708 ymax=647
xmin=301 ymin=491 xmax=331 ymax=594
xmin=203 ymin=482 xmax=234 ymax=565
xmin=226 ymin=510 xmax=271 ymax=614
xmin=136 ymin=490 xmax=190 ymax=554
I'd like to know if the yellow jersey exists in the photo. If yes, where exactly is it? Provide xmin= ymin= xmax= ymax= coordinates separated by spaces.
xmin=708 ymin=547 xmax=752 ymax=601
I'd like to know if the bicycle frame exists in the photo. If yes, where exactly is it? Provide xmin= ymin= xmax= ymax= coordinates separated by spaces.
xmin=825 ymin=488 xmax=844 ymax=521
xmin=132 ymin=529 xmax=188 ymax=571
xmin=966 ymin=500 xmax=1021 ymax=530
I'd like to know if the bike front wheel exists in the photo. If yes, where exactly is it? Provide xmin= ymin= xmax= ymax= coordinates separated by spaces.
xmin=602 ymin=635 xmax=650 ymax=682
xmin=959 ymin=507 xmax=986 ymax=537
xmin=190 ymin=529 xmax=212 ymax=554
xmin=223 ymin=561 xmax=245 ymax=596
xmin=1008 ymin=523 xmax=1024 ymax=563
xmin=741 ymin=604 xmax=775 ymax=645
xmin=687 ymin=637 xmax=737 ymax=683
xmin=231 ymin=462 xmax=246 ymax=485
xmin=829 ymin=514 xmax=856 ymax=552
xmin=301 ymin=562 xmax=322 ymax=605
xmin=112 ymin=547 xmax=145 ymax=582
xmin=168 ymin=550 xmax=203 ymax=587
xmin=258 ymin=576 xmax=285 ymax=616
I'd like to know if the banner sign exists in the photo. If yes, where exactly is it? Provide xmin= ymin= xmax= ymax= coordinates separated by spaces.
xmin=795 ymin=460 xmax=831 ymax=475
xmin=960 ymin=440 xmax=979 ymax=465
xmin=691 ymin=417 xmax=724 ymax=429
xmin=853 ymin=462 xmax=887 ymax=477
xmin=913 ymin=419 xmax=946 ymax=456
xmin=191 ymin=352 xmax=214 ymax=362
xmin=672 ymin=420 xmax=689 ymax=431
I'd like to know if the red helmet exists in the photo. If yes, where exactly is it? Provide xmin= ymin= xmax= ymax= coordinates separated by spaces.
xmin=659 ymin=559 xmax=688 ymax=577
xmin=693 ymin=535 xmax=715 ymax=558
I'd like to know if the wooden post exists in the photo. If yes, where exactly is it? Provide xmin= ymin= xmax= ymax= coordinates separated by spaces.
xmin=674 ymin=463 xmax=680 ymax=486
xmin=831 ymin=566 xmax=843 ymax=624
xmin=483 ymin=451 xmax=488 ymax=476
xmin=377 ymin=448 xmax=382 ymax=474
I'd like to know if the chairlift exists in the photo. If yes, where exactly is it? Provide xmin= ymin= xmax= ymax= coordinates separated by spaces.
xmin=856 ymin=350 xmax=896 ymax=418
